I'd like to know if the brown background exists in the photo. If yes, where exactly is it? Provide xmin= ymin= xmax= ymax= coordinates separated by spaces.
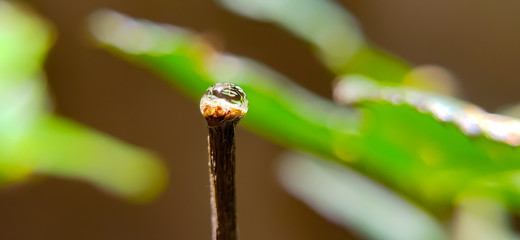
xmin=1 ymin=0 xmax=519 ymax=239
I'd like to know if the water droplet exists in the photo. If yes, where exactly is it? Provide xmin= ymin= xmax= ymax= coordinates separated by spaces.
xmin=200 ymin=83 xmax=248 ymax=123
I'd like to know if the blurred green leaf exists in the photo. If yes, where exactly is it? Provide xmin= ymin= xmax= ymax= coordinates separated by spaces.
xmin=0 ymin=1 xmax=52 ymax=79
xmin=88 ymin=9 xmax=358 ymax=156
xmin=217 ymin=0 xmax=410 ymax=83
xmin=0 ymin=1 xmax=167 ymax=202
xmin=217 ymin=0 xmax=364 ymax=72
xmin=14 ymin=116 xmax=167 ymax=202
xmin=217 ymin=0 xmax=460 ymax=96
xmin=279 ymin=152 xmax=449 ymax=240
xmin=334 ymin=76 xmax=520 ymax=209
xmin=89 ymin=9 xmax=520 ymax=210
xmin=216 ymin=0 xmax=520 ymax=212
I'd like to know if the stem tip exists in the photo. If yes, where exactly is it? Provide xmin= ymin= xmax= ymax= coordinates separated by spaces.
xmin=200 ymin=82 xmax=248 ymax=127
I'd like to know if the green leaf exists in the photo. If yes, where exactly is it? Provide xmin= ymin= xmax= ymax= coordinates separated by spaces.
xmin=216 ymin=0 xmax=410 ymax=83
xmin=88 ymin=10 xmax=357 ymax=156
xmin=279 ymin=152 xmax=449 ymax=240
xmin=334 ymin=76 xmax=520 ymax=209
xmin=0 ymin=2 xmax=168 ymax=202
xmin=12 ymin=116 xmax=168 ymax=202
xmin=89 ymin=10 xmax=520 ymax=210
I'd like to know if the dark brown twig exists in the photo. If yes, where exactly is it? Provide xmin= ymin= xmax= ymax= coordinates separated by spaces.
xmin=200 ymin=82 xmax=248 ymax=240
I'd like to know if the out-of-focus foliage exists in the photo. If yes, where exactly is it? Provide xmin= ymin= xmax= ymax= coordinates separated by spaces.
xmin=88 ymin=0 xmax=520 ymax=239
xmin=0 ymin=1 xmax=167 ymax=202
xmin=217 ymin=0 xmax=407 ymax=84
xmin=218 ymin=0 xmax=364 ymax=73
xmin=279 ymin=152 xmax=448 ymax=240
xmin=88 ymin=9 xmax=357 ymax=156
xmin=88 ymin=8 xmax=520 ymax=207
xmin=334 ymin=76 xmax=520 ymax=209
xmin=218 ymin=0 xmax=457 ymax=93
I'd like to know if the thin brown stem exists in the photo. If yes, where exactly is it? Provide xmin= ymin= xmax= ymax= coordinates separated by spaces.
xmin=200 ymin=82 xmax=247 ymax=240
xmin=207 ymin=121 xmax=238 ymax=240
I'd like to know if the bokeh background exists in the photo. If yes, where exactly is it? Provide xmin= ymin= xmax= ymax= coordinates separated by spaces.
xmin=1 ymin=0 xmax=520 ymax=239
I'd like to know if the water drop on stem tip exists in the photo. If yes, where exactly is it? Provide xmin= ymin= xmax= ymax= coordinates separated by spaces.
xmin=200 ymin=82 xmax=248 ymax=127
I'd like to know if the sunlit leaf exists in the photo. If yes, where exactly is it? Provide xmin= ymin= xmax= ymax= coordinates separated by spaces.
xmin=89 ymin=8 xmax=520 ymax=209
xmin=88 ymin=9 xmax=357 ymax=155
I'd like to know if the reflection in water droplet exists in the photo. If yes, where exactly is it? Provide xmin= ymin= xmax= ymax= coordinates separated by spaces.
xmin=200 ymin=82 xmax=248 ymax=115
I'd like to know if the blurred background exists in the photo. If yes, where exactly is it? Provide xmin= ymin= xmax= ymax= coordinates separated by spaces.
xmin=1 ymin=0 xmax=520 ymax=239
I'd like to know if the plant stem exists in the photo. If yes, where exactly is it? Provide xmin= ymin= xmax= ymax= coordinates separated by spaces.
xmin=200 ymin=82 xmax=248 ymax=240
xmin=207 ymin=121 xmax=238 ymax=240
